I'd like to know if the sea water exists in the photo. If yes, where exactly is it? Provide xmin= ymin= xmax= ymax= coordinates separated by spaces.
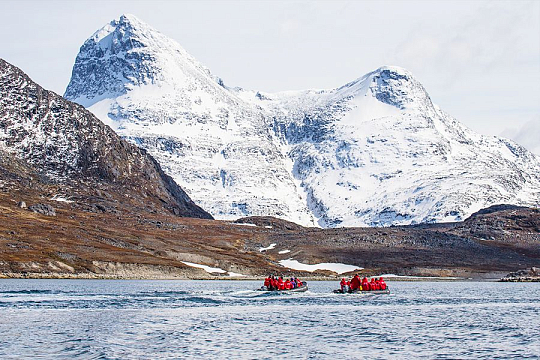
xmin=0 ymin=280 xmax=538 ymax=359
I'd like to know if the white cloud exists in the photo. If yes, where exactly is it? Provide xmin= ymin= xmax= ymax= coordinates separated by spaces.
xmin=395 ymin=1 xmax=539 ymax=85
xmin=280 ymin=19 xmax=301 ymax=35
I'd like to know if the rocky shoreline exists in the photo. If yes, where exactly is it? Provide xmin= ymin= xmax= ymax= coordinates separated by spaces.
xmin=0 ymin=273 xmax=468 ymax=281
xmin=0 ymin=266 xmax=505 ymax=282
xmin=499 ymin=267 xmax=540 ymax=282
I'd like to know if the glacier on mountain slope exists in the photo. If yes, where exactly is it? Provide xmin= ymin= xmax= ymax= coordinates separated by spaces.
xmin=64 ymin=14 xmax=540 ymax=227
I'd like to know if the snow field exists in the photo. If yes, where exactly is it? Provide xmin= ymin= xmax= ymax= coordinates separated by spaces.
xmin=279 ymin=259 xmax=363 ymax=274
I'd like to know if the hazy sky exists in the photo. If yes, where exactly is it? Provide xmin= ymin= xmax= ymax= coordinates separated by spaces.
xmin=1 ymin=0 xmax=539 ymax=154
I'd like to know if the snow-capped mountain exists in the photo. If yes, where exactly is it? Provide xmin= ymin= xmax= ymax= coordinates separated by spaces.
xmin=0 ymin=57 xmax=211 ymax=219
xmin=256 ymin=67 xmax=540 ymax=226
xmin=65 ymin=14 xmax=540 ymax=227
xmin=65 ymin=14 xmax=315 ymax=225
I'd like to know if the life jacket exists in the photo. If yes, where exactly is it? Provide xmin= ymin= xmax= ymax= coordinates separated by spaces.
xmin=285 ymin=280 xmax=292 ymax=290
xmin=379 ymin=278 xmax=387 ymax=290
xmin=278 ymin=279 xmax=285 ymax=290
xmin=370 ymin=280 xmax=377 ymax=290
xmin=264 ymin=278 xmax=271 ymax=287
xmin=375 ymin=280 xmax=381 ymax=290
xmin=272 ymin=279 xmax=278 ymax=289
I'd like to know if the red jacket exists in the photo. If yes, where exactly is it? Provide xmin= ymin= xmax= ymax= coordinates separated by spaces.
xmin=379 ymin=278 xmax=387 ymax=290
xmin=340 ymin=279 xmax=347 ymax=286
xmin=362 ymin=277 xmax=369 ymax=291
xmin=272 ymin=279 xmax=278 ymax=288
xmin=264 ymin=278 xmax=271 ymax=287
xmin=285 ymin=280 xmax=292 ymax=290
xmin=296 ymin=280 xmax=302 ymax=287
xmin=278 ymin=279 xmax=285 ymax=290
xmin=370 ymin=280 xmax=377 ymax=290
xmin=362 ymin=279 xmax=370 ymax=291
xmin=350 ymin=276 xmax=361 ymax=290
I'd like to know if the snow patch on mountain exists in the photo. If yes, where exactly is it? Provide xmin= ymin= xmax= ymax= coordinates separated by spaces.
xmin=181 ymin=261 xmax=226 ymax=274
xmin=279 ymin=259 xmax=363 ymax=274
xmin=259 ymin=243 xmax=276 ymax=252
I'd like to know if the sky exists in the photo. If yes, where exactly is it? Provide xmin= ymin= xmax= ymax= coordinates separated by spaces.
xmin=1 ymin=0 xmax=539 ymax=154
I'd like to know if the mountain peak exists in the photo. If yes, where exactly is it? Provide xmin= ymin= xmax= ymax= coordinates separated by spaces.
xmin=87 ymin=14 xmax=156 ymax=49
xmin=335 ymin=65 xmax=432 ymax=111
xmin=64 ymin=14 xmax=158 ymax=105
xmin=365 ymin=65 xmax=433 ymax=111
xmin=373 ymin=65 xmax=411 ymax=76
xmin=65 ymin=14 xmax=213 ymax=107
xmin=119 ymin=13 xmax=142 ymax=24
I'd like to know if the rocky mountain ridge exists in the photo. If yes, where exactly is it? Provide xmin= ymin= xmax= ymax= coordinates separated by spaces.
xmin=0 ymin=57 xmax=211 ymax=219
xmin=65 ymin=14 xmax=540 ymax=227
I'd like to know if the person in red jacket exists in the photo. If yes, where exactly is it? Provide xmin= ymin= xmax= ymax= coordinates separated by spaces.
xmin=296 ymin=278 xmax=302 ymax=287
xmin=375 ymin=278 xmax=381 ymax=290
xmin=285 ymin=279 xmax=292 ymax=290
xmin=370 ymin=278 xmax=377 ymax=290
xmin=278 ymin=277 xmax=285 ymax=290
xmin=350 ymin=274 xmax=361 ymax=291
xmin=264 ymin=276 xmax=271 ymax=290
xmin=340 ymin=278 xmax=348 ymax=293
xmin=362 ymin=277 xmax=370 ymax=291
xmin=379 ymin=277 xmax=387 ymax=290
xmin=272 ymin=277 xmax=278 ymax=290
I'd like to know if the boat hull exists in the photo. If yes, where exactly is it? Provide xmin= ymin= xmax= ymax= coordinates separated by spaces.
xmin=333 ymin=289 xmax=390 ymax=295
xmin=257 ymin=283 xmax=308 ymax=292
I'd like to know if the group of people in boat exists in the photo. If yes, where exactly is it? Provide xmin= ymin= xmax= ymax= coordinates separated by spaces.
xmin=261 ymin=274 xmax=387 ymax=293
xmin=340 ymin=275 xmax=387 ymax=292
xmin=263 ymin=275 xmax=303 ymax=291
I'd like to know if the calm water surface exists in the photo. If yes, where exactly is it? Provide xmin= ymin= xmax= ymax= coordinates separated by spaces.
xmin=0 ymin=280 xmax=538 ymax=359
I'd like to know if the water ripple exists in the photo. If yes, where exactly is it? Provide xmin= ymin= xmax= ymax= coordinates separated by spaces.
xmin=0 ymin=280 xmax=538 ymax=359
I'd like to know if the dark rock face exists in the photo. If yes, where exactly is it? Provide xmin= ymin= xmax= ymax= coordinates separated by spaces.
xmin=0 ymin=58 xmax=211 ymax=220
xmin=234 ymin=216 xmax=305 ymax=231
xmin=470 ymin=204 xmax=528 ymax=217
xmin=28 ymin=204 xmax=56 ymax=216
xmin=371 ymin=68 xmax=430 ymax=110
